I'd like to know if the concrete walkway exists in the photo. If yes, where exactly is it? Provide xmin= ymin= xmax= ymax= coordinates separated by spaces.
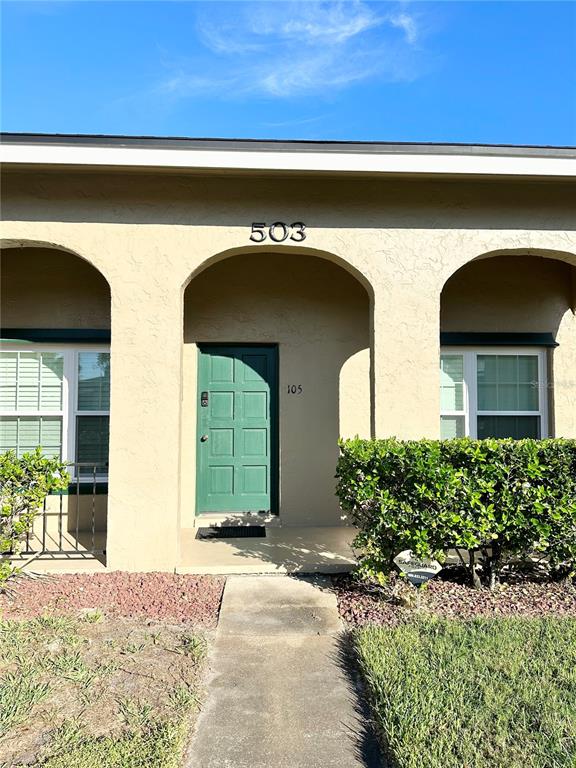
xmin=187 ymin=575 xmax=382 ymax=768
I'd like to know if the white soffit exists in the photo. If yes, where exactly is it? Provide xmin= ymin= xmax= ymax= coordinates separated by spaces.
xmin=2 ymin=142 xmax=576 ymax=178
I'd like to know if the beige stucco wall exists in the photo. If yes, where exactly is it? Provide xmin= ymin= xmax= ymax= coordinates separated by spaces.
xmin=181 ymin=252 xmax=370 ymax=528
xmin=441 ymin=254 xmax=573 ymax=333
xmin=1 ymin=247 xmax=110 ymax=328
xmin=2 ymin=169 xmax=575 ymax=570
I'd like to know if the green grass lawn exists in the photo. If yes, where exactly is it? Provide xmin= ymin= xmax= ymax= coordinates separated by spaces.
xmin=0 ymin=614 xmax=207 ymax=767
xmin=355 ymin=617 xmax=576 ymax=768
xmin=32 ymin=720 xmax=190 ymax=768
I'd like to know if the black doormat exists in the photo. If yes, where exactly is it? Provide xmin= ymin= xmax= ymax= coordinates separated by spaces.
xmin=196 ymin=526 xmax=267 ymax=540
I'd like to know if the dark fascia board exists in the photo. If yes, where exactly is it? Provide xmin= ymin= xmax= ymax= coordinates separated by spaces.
xmin=441 ymin=332 xmax=558 ymax=347
xmin=2 ymin=329 xmax=557 ymax=347
xmin=1 ymin=329 xmax=111 ymax=343
xmin=2 ymin=132 xmax=576 ymax=159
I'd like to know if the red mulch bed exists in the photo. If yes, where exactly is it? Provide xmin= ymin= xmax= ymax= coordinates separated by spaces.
xmin=0 ymin=572 xmax=225 ymax=627
xmin=332 ymin=570 xmax=576 ymax=628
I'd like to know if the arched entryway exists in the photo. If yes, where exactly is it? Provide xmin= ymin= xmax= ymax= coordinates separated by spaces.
xmin=181 ymin=248 xmax=373 ymax=529
xmin=0 ymin=243 xmax=111 ymax=559
xmin=440 ymin=249 xmax=576 ymax=440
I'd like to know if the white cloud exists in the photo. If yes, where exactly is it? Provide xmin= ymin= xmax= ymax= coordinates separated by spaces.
xmin=280 ymin=2 xmax=383 ymax=44
xmin=258 ymin=52 xmax=373 ymax=97
xmin=198 ymin=22 xmax=267 ymax=56
xmin=388 ymin=12 xmax=418 ymax=45
xmin=159 ymin=74 xmax=222 ymax=96
xmin=156 ymin=1 xmax=423 ymax=101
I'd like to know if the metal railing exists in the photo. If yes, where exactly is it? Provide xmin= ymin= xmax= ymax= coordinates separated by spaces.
xmin=20 ymin=462 xmax=107 ymax=559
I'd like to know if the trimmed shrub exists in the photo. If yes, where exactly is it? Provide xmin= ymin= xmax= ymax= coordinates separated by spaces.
xmin=336 ymin=438 xmax=576 ymax=588
xmin=0 ymin=448 xmax=69 ymax=583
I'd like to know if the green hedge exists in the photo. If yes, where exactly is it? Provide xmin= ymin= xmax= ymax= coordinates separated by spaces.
xmin=336 ymin=438 xmax=576 ymax=588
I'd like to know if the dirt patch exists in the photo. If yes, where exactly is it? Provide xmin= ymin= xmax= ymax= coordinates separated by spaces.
xmin=333 ymin=571 xmax=576 ymax=628
xmin=0 ymin=573 xmax=224 ymax=627
xmin=0 ymin=614 xmax=209 ymax=767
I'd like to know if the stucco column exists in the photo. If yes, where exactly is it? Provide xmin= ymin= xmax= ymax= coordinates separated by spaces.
xmin=106 ymin=277 xmax=183 ymax=572
xmin=372 ymin=283 xmax=441 ymax=439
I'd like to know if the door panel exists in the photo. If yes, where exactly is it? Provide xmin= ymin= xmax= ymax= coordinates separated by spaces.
xmin=197 ymin=345 xmax=277 ymax=514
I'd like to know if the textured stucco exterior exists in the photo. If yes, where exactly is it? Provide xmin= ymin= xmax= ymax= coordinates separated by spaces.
xmin=1 ymin=247 xmax=111 ymax=328
xmin=1 ymin=166 xmax=575 ymax=571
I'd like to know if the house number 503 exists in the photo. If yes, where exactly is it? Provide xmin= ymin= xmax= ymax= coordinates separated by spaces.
xmin=250 ymin=222 xmax=306 ymax=243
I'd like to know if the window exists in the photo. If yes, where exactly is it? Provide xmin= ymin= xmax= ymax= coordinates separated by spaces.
xmin=440 ymin=354 xmax=466 ymax=438
xmin=440 ymin=348 xmax=548 ymax=439
xmin=0 ymin=346 xmax=110 ymax=477
xmin=0 ymin=351 xmax=64 ymax=458
xmin=76 ymin=351 xmax=110 ymax=478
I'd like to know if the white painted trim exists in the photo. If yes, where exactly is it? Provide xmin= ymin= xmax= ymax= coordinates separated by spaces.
xmin=2 ymin=143 xmax=576 ymax=178
xmin=462 ymin=351 xmax=474 ymax=438
xmin=440 ymin=347 xmax=549 ymax=439
xmin=64 ymin=350 xmax=74 ymax=466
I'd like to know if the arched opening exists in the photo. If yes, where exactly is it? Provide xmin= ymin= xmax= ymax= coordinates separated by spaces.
xmin=440 ymin=251 xmax=576 ymax=440
xmin=1 ymin=245 xmax=111 ymax=560
xmin=181 ymin=249 xmax=372 ymax=529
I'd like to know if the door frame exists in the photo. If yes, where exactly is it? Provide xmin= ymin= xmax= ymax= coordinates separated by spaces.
xmin=195 ymin=342 xmax=279 ymax=517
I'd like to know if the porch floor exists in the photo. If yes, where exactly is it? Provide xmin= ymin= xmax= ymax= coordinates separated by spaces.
xmin=178 ymin=526 xmax=358 ymax=575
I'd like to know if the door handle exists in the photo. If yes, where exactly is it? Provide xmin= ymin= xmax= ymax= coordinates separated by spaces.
xmin=200 ymin=434 xmax=209 ymax=442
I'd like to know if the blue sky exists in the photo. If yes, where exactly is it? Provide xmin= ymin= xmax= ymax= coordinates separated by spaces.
xmin=2 ymin=1 xmax=575 ymax=144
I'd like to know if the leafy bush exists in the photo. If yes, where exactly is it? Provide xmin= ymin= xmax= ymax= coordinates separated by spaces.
xmin=0 ymin=448 xmax=69 ymax=583
xmin=336 ymin=438 xmax=576 ymax=588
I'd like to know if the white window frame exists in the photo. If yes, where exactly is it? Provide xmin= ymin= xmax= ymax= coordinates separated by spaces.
xmin=440 ymin=347 xmax=548 ymax=439
xmin=0 ymin=343 xmax=110 ymax=479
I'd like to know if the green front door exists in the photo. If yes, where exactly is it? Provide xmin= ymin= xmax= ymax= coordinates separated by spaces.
xmin=196 ymin=345 xmax=277 ymax=514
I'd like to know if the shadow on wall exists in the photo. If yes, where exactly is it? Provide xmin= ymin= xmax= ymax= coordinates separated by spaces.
xmin=4 ymin=170 xmax=576 ymax=232
xmin=1 ymin=247 xmax=111 ymax=328
xmin=184 ymin=251 xmax=372 ymax=525
xmin=441 ymin=254 xmax=574 ymax=336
